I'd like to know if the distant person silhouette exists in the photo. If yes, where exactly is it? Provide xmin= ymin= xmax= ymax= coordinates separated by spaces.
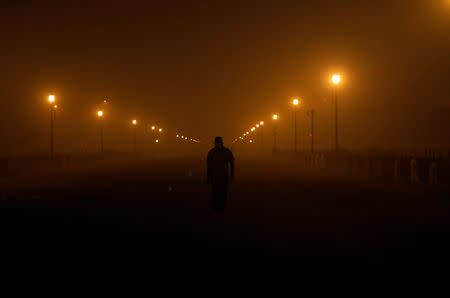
xmin=207 ymin=136 xmax=234 ymax=214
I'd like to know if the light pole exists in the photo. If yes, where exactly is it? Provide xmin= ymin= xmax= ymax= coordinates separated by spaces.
xmin=259 ymin=121 xmax=264 ymax=148
xmin=97 ymin=110 xmax=104 ymax=153
xmin=332 ymin=74 xmax=341 ymax=152
xmin=132 ymin=119 xmax=137 ymax=153
xmin=48 ymin=95 xmax=56 ymax=160
xmin=292 ymin=98 xmax=299 ymax=152
xmin=272 ymin=114 xmax=278 ymax=152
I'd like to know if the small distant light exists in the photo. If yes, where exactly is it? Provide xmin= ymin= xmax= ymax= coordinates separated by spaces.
xmin=151 ymin=126 xmax=156 ymax=130
xmin=159 ymin=128 xmax=163 ymax=132
xmin=256 ymin=124 xmax=260 ymax=128
xmin=309 ymin=133 xmax=313 ymax=137
xmin=176 ymin=134 xmax=179 ymax=138
xmin=155 ymin=139 xmax=159 ymax=143
xmin=48 ymin=95 xmax=55 ymax=102
xmin=293 ymin=99 xmax=299 ymax=105
xmin=132 ymin=119 xmax=137 ymax=125
xmin=249 ymin=140 xmax=253 ymax=143
xmin=273 ymin=114 xmax=278 ymax=120
xmin=97 ymin=110 xmax=103 ymax=117
xmin=260 ymin=121 xmax=264 ymax=125
xmin=53 ymin=105 xmax=57 ymax=109
xmin=251 ymin=127 xmax=255 ymax=132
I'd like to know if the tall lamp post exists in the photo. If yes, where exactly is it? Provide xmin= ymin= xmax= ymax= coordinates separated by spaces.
xmin=132 ymin=119 xmax=137 ymax=153
xmin=272 ymin=114 xmax=278 ymax=152
xmin=97 ymin=110 xmax=104 ymax=153
xmin=292 ymin=98 xmax=299 ymax=152
xmin=259 ymin=121 xmax=264 ymax=148
xmin=332 ymin=74 xmax=341 ymax=152
xmin=48 ymin=95 xmax=56 ymax=160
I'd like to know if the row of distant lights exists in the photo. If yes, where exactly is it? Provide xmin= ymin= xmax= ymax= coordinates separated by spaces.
xmin=232 ymin=120 xmax=265 ymax=144
xmin=232 ymin=74 xmax=341 ymax=144
xmin=48 ymin=95 xmax=203 ymax=144
xmin=176 ymin=134 xmax=200 ymax=143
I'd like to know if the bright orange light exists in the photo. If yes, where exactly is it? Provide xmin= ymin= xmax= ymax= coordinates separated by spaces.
xmin=97 ymin=110 xmax=103 ymax=117
xmin=53 ymin=105 xmax=57 ymax=109
xmin=256 ymin=124 xmax=260 ymax=128
xmin=293 ymin=98 xmax=299 ymax=105
xmin=132 ymin=119 xmax=137 ymax=125
xmin=249 ymin=140 xmax=253 ymax=143
xmin=251 ymin=127 xmax=255 ymax=131
xmin=260 ymin=121 xmax=264 ymax=125
xmin=159 ymin=128 xmax=163 ymax=132
xmin=176 ymin=134 xmax=179 ymax=138
xmin=48 ymin=95 xmax=55 ymax=103
xmin=155 ymin=139 xmax=159 ymax=143
xmin=332 ymin=74 xmax=341 ymax=85
xmin=273 ymin=114 xmax=278 ymax=120
xmin=151 ymin=126 xmax=156 ymax=130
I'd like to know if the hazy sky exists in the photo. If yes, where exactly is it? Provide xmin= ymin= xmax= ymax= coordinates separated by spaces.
xmin=1 ymin=0 xmax=449 ymax=154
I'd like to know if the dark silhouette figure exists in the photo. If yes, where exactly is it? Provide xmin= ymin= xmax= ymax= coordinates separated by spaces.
xmin=207 ymin=136 xmax=235 ymax=214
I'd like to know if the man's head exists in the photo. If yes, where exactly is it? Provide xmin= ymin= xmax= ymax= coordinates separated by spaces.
xmin=214 ymin=136 xmax=223 ymax=148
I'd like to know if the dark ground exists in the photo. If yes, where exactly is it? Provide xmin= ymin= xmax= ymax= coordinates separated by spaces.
xmin=1 ymin=157 xmax=449 ymax=280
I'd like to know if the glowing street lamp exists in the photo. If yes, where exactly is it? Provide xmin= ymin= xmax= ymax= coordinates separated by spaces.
xmin=272 ymin=113 xmax=279 ymax=152
xmin=332 ymin=74 xmax=341 ymax=85
xmin=131 ymin=119 xmax=138 ymax=153
xmin=151 ymin=125 xmax=156 ymax=131
xmin=332 ymin=74 xmax=341 ymax=152
xmin=97 ymin=110 xmax=104 ymax=153
xmin=159 ymin=128 xmax=163 ymax=132
xmin=260 ymin=121 xmax=264 ymax=125
xmin=48 ymin=95 xmax=56 ymax=159
xmin=155 ymin=139 xmax=159 ymax=143
xmin=292 ymin=98 xmax=300 ymax=152
xmin=256 ymin=124 xmax=260 ymax=128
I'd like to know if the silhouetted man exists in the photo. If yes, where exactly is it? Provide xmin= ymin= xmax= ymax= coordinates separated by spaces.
xmin=207 ymin=136 xmax=234 ymax=214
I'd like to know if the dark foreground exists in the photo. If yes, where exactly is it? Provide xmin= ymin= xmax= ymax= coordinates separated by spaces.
xmin=1 ymin=157 xmax=449 ymax=280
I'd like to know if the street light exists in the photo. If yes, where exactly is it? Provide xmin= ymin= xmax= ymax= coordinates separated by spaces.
xmin=332 ymin=74 xmax=341 ymax=85
xmin=132 ymin=119 xmax=138 ymax=153
xmin=97 ymin=110 xmax=104 ymax=153
xmin=48 ymin=95 xmax=56 ymax=160
xmin=332 ymin=74 xmax=341 ymax=152
xmin=151 ymin=125 xmax=156 ymax=131
xmin=256 ymin=124 xmax=260 ymax=128
xmin=159 ymin=128 xmax=163 ymax=132
xmin=260 ymin=121 xmax=264 ymax=125
xmin=272 ymin=114 xmax=279 ymax=152
xmin=292 ymin=98 xmax=300 ymax=152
